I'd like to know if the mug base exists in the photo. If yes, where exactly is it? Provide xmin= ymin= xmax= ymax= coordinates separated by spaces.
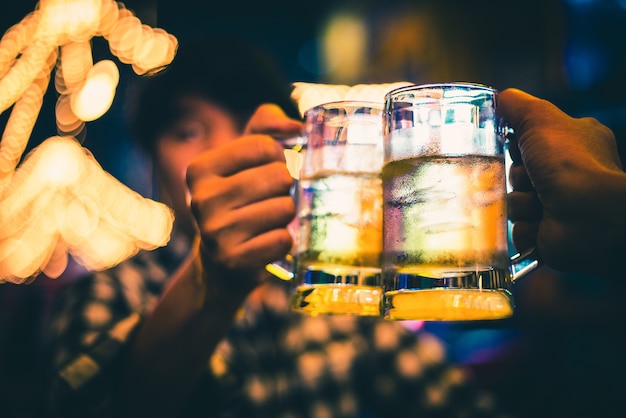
xmin=383 ymin=288 xmax=513 ymax=321
xmin=291 ymin=266 xmax=382 ymax=316
xmin=291 ymin=284 xmax=382 ymax=316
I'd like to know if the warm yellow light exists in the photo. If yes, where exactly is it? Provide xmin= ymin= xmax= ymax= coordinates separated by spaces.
xmin=0 ymin=0 xmax=178 ymax=283
xmin=132 ymin=29 xmax=178 ymax=75
xmin=106 ymin=15 xmax=178 ymax=75
xmin=0 ymin=137 xmax=174 ymax=283
xmin=0 ymin=42 xmax=56 ymax=116
xmin=59 ymin=41 xmax=93 ymax=91
xmin=55 ymin=94 xmax=83 ymax=135
xmin=0 ymin=12 xmax=38 ymax=79
xmin=71 ymin=60 xmax=119 ymax=121
xmin=96 ymin=0 xmax=121 ymax=38
xmin=61 ymin=194 xmax=100 ymax=245
xmin=109 ymin=15 xmax=142 ymax=64
xmin=321 ymin=13 xmax=368 ymax=83
xmin=38 ymin=136 xmax=84 ymax=185
xmin=0 ymin=68 xmax=51 ymax=182
xmin=38 ymin=0 xmax=102 ymax=43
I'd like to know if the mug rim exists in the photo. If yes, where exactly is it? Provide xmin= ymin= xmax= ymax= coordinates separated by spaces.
xmin=385 ymin=82 xmax=497 ymax=101
xmin=303 ymin=100 xmax=384 ymax=116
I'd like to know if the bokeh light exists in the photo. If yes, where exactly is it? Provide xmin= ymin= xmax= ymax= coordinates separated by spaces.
xmin=70 ymin=60 xmax=119 ymax=121
xmin=0 ymin=136 xmax=174 ymax=283
xmin=321 ymin=12 xmax=368 ymax=83
xmin=0 ymin=0 xmax=178 ymax=283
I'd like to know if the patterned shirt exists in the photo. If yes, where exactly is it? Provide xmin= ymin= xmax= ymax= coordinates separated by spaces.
xmin=48 ymin=232 xmax=509 ymax=418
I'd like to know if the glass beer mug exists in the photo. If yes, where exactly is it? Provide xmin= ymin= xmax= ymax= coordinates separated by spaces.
xmin=290 ymin=101 xmax=385 ymax=316
xmin=382 ymin=83 xmax=538 ymax=321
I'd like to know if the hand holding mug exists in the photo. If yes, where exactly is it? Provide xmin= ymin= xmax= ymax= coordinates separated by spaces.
xmin=187 ymin=104 xmax=302 ymax=305
xmin=498 ymin=88 xmax=626 ymax=280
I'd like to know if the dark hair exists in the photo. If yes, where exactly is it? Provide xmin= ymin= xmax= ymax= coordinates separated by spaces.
xmin=126 ymin=33 xmax=301 ymax=152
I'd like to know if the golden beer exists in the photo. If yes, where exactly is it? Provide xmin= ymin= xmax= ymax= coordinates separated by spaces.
xmin=291 ymin=171 xmax=382 ymax=316
xmin=382 ymin=154 xmax=513 ymax=320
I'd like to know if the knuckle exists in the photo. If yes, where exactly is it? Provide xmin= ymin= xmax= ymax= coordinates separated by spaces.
xmin=584 ymin=117 xmax=615 ymax=141
xmin=249 ymin=135 xmax=282 ymax=161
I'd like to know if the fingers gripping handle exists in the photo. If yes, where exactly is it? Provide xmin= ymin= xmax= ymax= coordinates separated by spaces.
xmin=511 ymin=248 xmax=541 ymax=281
xmin=266 ymin=145 xmax=303 ymax=281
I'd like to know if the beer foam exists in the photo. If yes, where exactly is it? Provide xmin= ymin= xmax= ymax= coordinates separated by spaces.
xmin=291 ymin=81 xmax=413 ymax=117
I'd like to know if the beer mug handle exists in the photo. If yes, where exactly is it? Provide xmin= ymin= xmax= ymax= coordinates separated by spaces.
xmin=265 ymin=143 xmax=304 ymax=281
xmin=503 ymin=126 xmax=542 ymax=281
xmin=266 ymin=255 xmax=295 ymax=281
xmin=511 ymin=247 xmax=541 ymax=281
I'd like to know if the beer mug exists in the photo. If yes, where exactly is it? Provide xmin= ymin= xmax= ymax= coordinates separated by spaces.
xmin=290 ymin=101 xmax=384 ymax=316
xmin=382 ymin=83 xmax=538 ymax=321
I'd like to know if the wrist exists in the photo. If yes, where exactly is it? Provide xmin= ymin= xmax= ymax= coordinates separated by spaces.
xmin=191 ymin=241 xmax=250 ymax=315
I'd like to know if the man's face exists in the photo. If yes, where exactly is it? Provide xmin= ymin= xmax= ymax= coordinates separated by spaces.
xmin=154 ymin=96 xmax=240 ymax=237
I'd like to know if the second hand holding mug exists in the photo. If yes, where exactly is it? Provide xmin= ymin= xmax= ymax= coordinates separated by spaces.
xmin=382 ymin=83 xmax=538 ymax=321
xmin=290 ymin=101 xmax=384 ymax=316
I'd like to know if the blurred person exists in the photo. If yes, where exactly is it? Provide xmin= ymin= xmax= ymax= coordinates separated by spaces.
xmin=46 ymin=35 xmax=505 ymax=418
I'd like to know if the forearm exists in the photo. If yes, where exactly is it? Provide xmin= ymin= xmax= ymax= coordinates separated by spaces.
xmin=117 ymin=247 xmax=243 ymax=417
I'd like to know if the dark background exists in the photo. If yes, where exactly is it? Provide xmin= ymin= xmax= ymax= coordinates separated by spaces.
xmin=1 ymin=1 xmax=626 ymax=417
xmin=1 ymin=0 xmax=625 ymax=188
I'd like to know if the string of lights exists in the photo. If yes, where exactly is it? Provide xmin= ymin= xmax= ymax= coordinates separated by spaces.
xmin=0 ymin=0 xmax=177 ymax=283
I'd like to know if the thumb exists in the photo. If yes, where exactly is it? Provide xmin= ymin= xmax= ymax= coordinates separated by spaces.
xmin=496 ymin=88 xmax=543 ymax=133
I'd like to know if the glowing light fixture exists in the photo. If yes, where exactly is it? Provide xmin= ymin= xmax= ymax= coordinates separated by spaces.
xmin=0 ymin=0 xmax=178 ymax=283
